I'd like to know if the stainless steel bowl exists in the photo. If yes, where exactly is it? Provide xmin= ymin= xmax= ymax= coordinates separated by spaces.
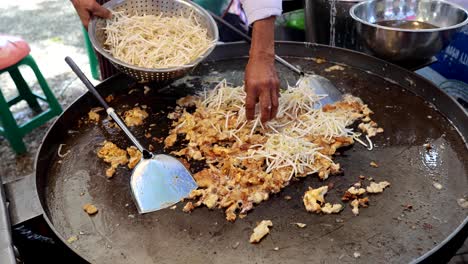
xmin=88 ymin=0 xmax=219 ymax=83
xmin=350 ymin=0 xmax=468 ymax=61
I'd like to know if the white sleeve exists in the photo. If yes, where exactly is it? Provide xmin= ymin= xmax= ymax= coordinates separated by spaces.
xmin=240 ymin=0 xmax=282 ymax=25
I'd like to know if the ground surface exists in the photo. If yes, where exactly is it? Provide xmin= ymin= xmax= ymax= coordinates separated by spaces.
xmin=0 ymin=0 xmax=96 ymax=184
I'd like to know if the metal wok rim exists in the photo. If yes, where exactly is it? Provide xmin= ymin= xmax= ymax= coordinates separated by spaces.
xmin=350 ymin=0 xmax=468 ymax=33
xmin=33 ymin=73 xmax=122 ymax=263
xmin=279 ymin=41 xmax=467 ymax=118
xmin=35 ymin=42 xmax=467 ymax=263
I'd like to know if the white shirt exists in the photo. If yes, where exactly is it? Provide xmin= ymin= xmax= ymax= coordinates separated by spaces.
xmin=240 ymin=0 xmax=282 ymax=25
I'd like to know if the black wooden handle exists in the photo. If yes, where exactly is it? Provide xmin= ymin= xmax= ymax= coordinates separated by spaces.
xmin=65 ymin=56 xmax=110 ymax=109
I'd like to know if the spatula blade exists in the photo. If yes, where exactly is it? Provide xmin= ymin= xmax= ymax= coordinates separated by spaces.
xmin=310 ymin=75 xmax=342 ymax=104
xmin=297 ymin=75 xmax=342 ymax=107
xmin=130 ymin=154 xmax=198 ymax=214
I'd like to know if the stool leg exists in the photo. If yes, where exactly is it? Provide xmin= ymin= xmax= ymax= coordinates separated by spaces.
xmin=83 ymin=27 xmax=100 ymax=80
xmin=8 ymin=67 xmax=42 ymax=113
xmin=0 ymin=89 xmax=26 ymax=154
xmin=22 ymin=55 xmax=62 ymax=115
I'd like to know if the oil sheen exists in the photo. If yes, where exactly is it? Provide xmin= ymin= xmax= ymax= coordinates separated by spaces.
xmin=375 ymin=20 xmax=439 ymax=29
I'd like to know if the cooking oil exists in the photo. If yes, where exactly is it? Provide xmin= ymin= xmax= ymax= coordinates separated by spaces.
xmin=375 ymin=20 xmax=439 ymax=29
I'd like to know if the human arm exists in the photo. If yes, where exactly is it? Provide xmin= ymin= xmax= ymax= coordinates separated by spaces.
xmin=71 ymin=0 xmax=112 ymax=29
xmin=240 ymin=0 xmax=282 ymax=122
xmin=244 ymin=17 xmax=279 ymax=122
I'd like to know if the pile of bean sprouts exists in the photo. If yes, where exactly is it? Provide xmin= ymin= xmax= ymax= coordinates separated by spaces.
xmin=104 ymin=11 xmax=214 ymax=68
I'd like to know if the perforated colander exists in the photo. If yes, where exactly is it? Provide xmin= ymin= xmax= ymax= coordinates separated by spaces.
xmin=88 ymin=0 xmax=219 ymax=83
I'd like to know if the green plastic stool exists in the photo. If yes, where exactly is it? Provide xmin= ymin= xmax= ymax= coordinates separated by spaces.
xmin=0 ymin=54 xmax=63 ymax=154
xmin=82 ymin=27 xmax=100 ymax=80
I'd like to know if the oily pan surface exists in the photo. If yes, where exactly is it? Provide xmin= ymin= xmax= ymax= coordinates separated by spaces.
xmin=40 ymin=56 xmax=467 ymax=264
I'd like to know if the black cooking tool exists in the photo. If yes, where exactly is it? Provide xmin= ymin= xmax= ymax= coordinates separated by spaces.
xmin=35 ymin=43 xmax=468 ymax=264
xmin=65 ymin=57 xmax=198 ymax=214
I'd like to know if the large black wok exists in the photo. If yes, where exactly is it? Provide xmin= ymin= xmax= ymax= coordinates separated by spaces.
xmin=35 ymin=42 xmax=468 ymax=263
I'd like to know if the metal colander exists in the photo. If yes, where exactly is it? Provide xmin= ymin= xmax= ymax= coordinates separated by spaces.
xmin=88 ymin=0 xmax=219 ymax=83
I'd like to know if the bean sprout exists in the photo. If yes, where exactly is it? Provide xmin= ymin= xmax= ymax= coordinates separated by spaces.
xmin=58 ymin=144 xmax=70 ymax=158
xmin=104 ymin=11 xmax=215 ymax=68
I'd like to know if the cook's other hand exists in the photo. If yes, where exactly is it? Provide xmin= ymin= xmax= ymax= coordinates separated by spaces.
xmin=71 ymin=0 xmax=112 ymax=29
xmin=245 ymin=16 xmax=279 ymax=123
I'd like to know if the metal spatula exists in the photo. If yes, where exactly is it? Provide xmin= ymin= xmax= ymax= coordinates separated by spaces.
xmin=210 ymin=12 xmax=342 ymax=105
xmin=65 ymin=57 xmax=198 ymax=214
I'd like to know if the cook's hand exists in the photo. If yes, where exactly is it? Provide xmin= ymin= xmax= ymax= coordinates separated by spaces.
xmin=245 ymin=55 xmax=279 ymax=123
xmin=71 ymin=0 xmax=112 ymax=29
xmin=244 ymin=16 xmax=279 ymax=123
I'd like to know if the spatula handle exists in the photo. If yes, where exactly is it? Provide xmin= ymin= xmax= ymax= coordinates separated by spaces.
xmin=65 ymin=57 xmax=110 ymax=109
xmin=65 ymin=57 xmax=151 ymax=158
xmin=106 ymin=108 xmax=147 ymax=155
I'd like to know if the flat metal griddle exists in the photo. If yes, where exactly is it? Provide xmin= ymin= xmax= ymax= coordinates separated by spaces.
xmin=35 ymin=43 xmax=468 ymax=263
